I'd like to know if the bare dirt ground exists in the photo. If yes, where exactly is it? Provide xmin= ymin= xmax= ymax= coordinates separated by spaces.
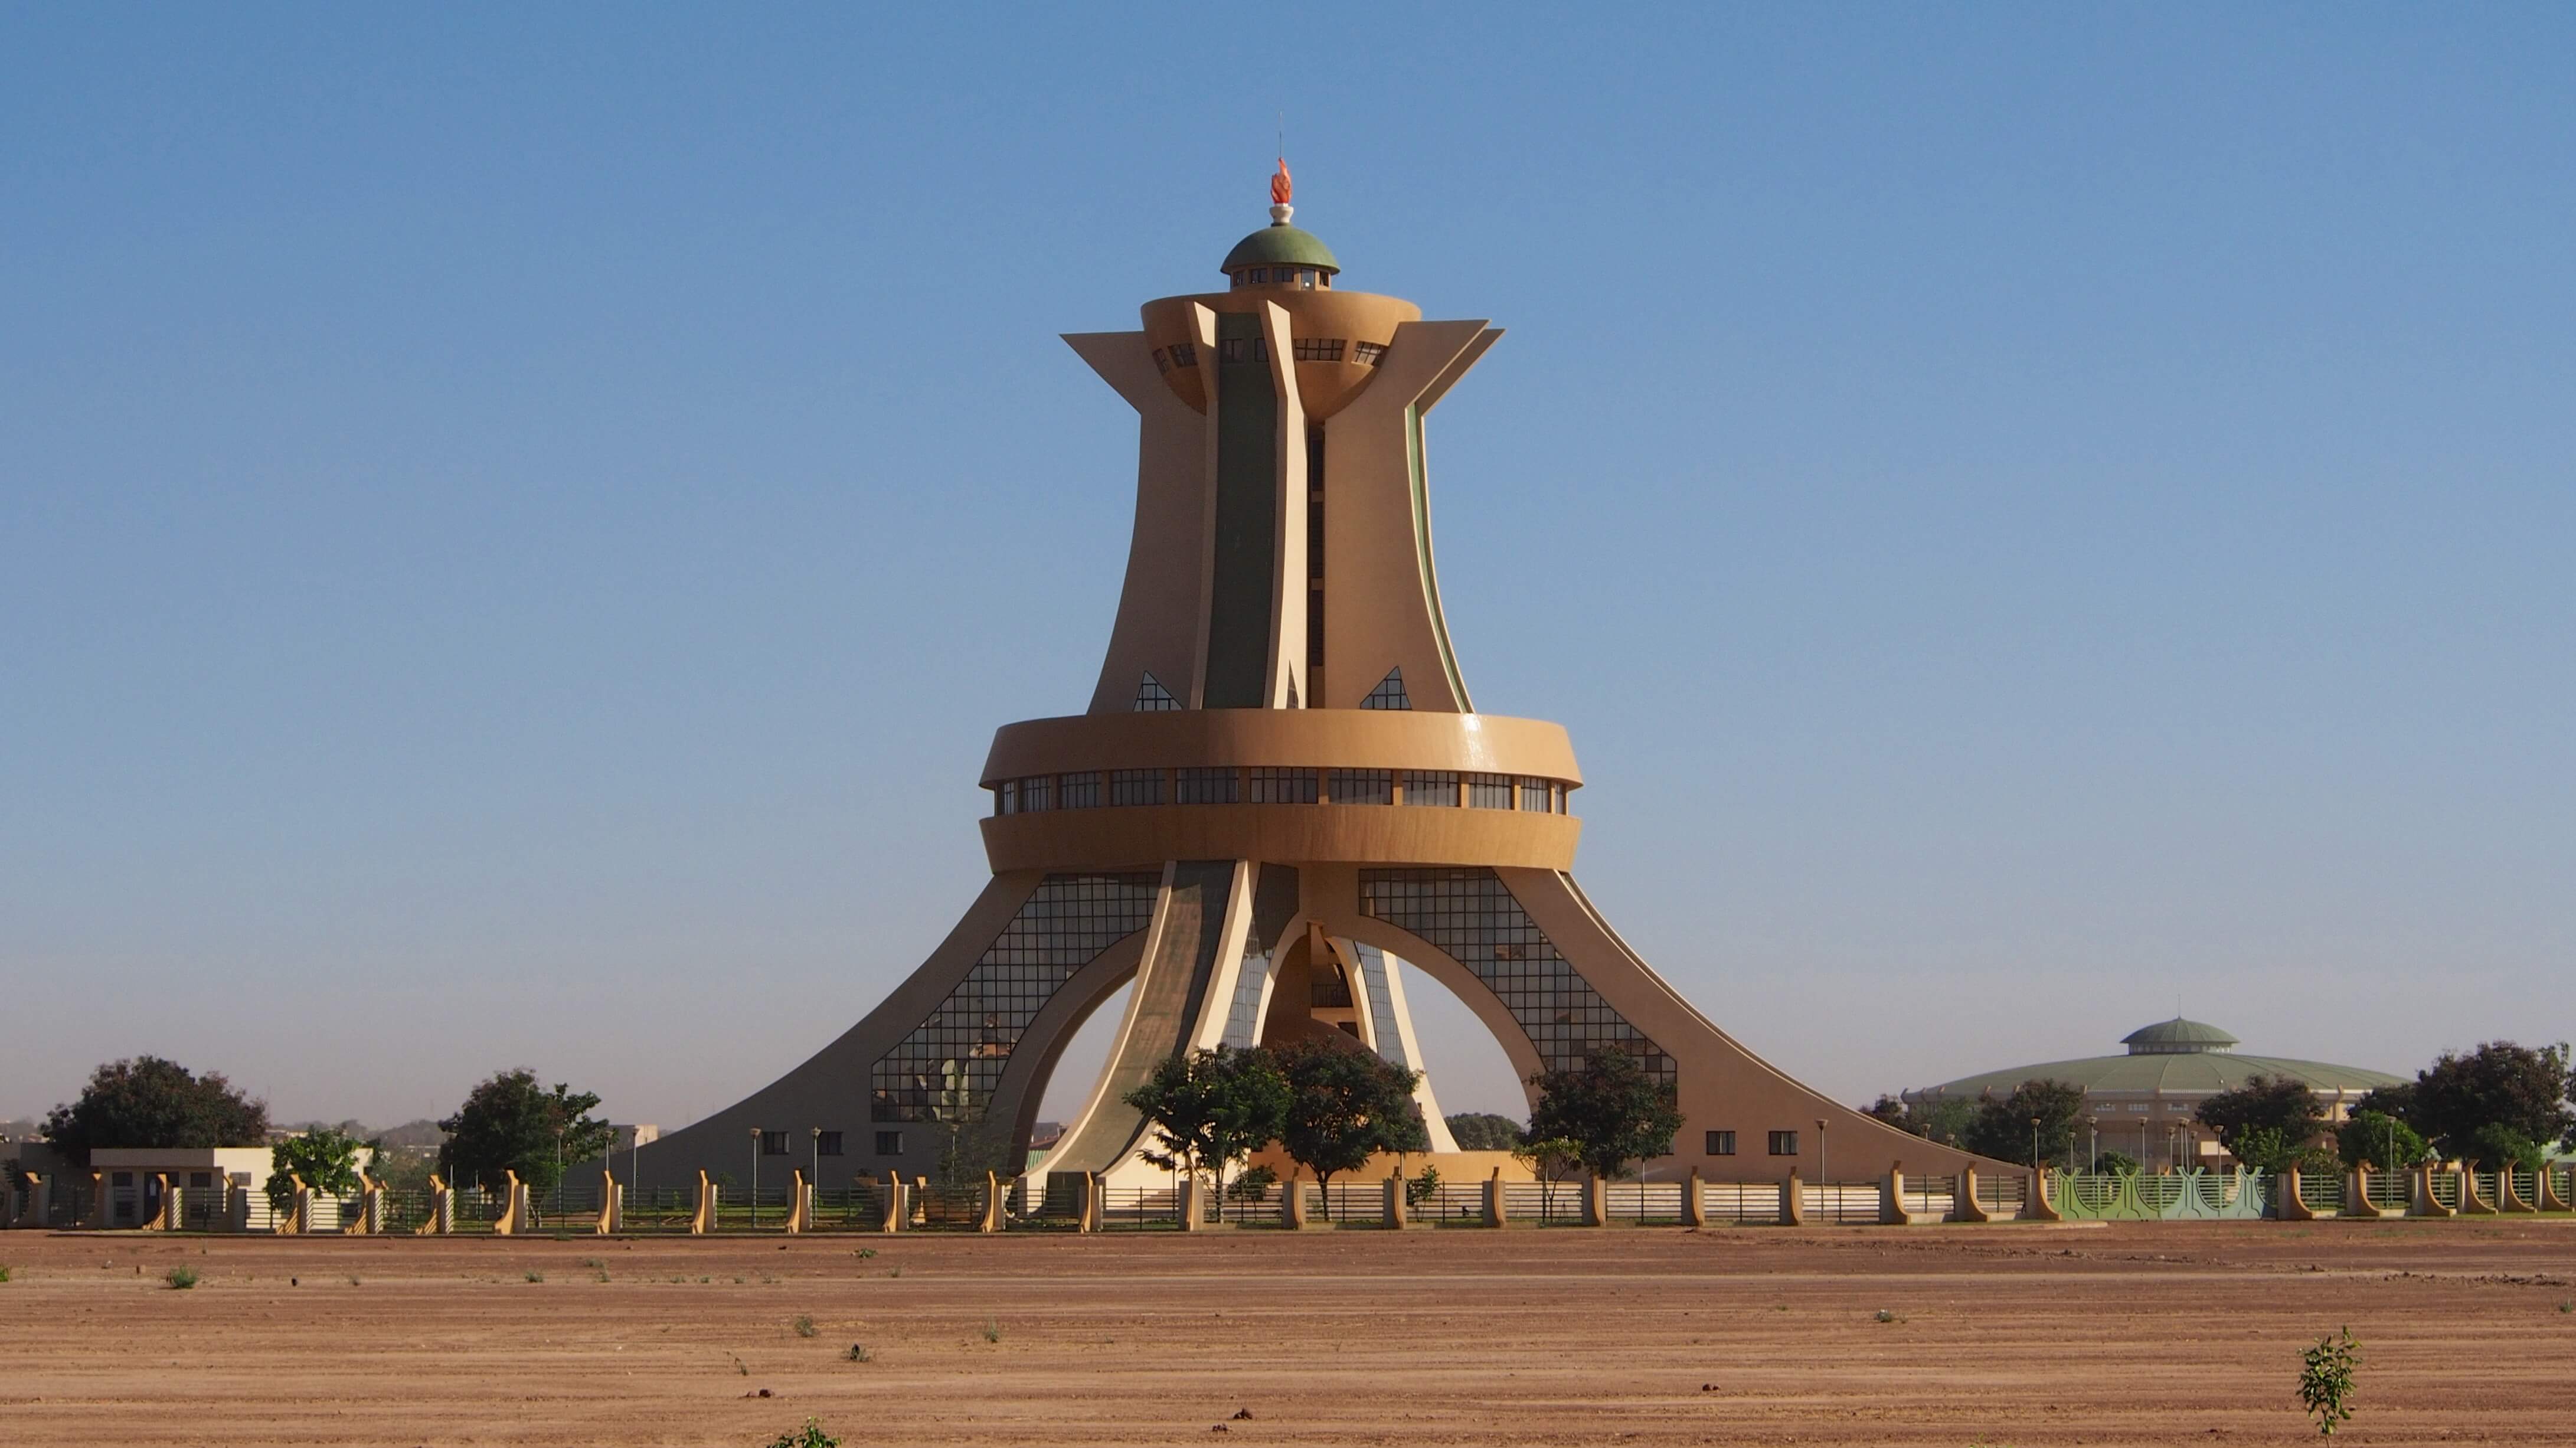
xmin=2 ymin=1219 xmax=2571 ymax=1446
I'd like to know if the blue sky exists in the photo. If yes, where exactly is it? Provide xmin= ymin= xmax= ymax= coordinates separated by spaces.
xmin=4 ymin=8 xmax=2569 ymax=1129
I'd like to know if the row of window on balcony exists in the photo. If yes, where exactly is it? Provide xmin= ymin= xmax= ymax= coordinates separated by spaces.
xmin=993 ymin=767 xmax=1570 ymax=816
xmin=1153 ymin=338 xmax=1388 ymax=374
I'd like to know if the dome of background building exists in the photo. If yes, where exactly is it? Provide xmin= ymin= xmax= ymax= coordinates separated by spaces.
xmin=2119 ymin=1017 xmax=2240 ymax=1054
xmin=1905 ymin=1018 xmax=2404 ymax=1170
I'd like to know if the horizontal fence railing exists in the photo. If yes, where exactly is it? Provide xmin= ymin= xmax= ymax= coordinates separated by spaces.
xmin=31 ymin=1160 xmax=2570 ymax=1235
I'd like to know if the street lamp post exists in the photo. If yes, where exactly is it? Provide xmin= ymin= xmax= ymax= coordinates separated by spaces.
xmin=2029 ymin=1116 xmax=2041 ymax=1174
xmin=2087 ymin=1115 xmax=2099 ymax=1173
xmin=748 ymin=1127 xmax=763 ymax=1232
xmin=1815 ymin=1117 xmax=1828 ymax=1216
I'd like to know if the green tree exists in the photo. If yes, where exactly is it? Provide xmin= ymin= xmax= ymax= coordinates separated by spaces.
xmin=1122 ymin=1045 xmax=1290 ymax=1200
xmin=2467 ymin=1123 xmax=2545 ymax=1174
xmin=1525 ymin=1047 xmax=1682 ymax=1180
xmin=436 ymin=1069 xmax=612 ymax=1198
xmin=266 ymin=1127 xmax=367 ymax=1211
xmin=1865 ymin=1094 xmax=1979 ymax=1148
xmin=42 ymin=1056 xmax=270 ymax=1167
xmin=2333 ymin=1110 xmax=2428 ymax=1171
xmin=2195 ymin=1075 xmax=2325 ymax=1161
xmin=1274 ymin=1038 xmax=1426 ymax=1215
xmin=2094 ymin=1150 xmax=2142 ymax=1176
xmin=1511 ymin=1134 xmax=1584 ymax=1220
xmin=2408 ymin=1042 xmax=2572 ymax=1161
xmin=1443 ymin=1112 xmax=1524 ymax=1151
xmin=2230 ymin=1126 xmax=2300 ymax=1174
xmin=1962 ymin=1080 xmax=2086 ymax=1166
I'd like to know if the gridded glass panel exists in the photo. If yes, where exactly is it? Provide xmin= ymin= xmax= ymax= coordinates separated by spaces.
xmin=1468 ymin=773 xmax=1515 ymax=809
xmin=1110 ymin=769 xmax=1164 ymax=806
xmin=1401 ymin=770 xmax=1459 ymax=807
xmin=1360 ymin=667 xmax=1411 ymax=710
xmin=1133 ymin=672 xmax=1181 ymax=711
xmin=1518 ymin=776 xmax=1554 ymax=812
xmin=1168 ymin=342 xmax=1197 ymax=368
xmin=1327 ymin=767 xmax=1392 ymax=805
xmin=1248 ymin=767 xmax=1319 ymax=803
xmin=1292 ymin=337 xmax=1346 ymax=362
xmin=871 ymin=872 xmax=1161 ymax=1123
xmin=1059 ymin=772 xmax=1102 ymax=809
xmin=1175 ymin=767 xmax=1238 ymax=804
xmin=1352 ymin=341 xmax=1388 ymax=367
xmin=1359 ymin=867 xmax=1673 ymax=1088
xmin=994 ymin=780 xmax=1016 ymax=817
xmin=1014 ymin=776 xmax=1052 ymax=812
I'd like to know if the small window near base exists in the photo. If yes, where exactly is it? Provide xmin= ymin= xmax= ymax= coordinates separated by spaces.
xmin=817 ymin=1131 xmax=844 ymax=1156
xmin=1768 ymin=1130 xmax=1800 ymax=1157
xmin=874 ymin=1131 xmax=904 ymax=1156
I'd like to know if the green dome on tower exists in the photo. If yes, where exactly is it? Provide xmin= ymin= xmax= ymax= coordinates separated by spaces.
xmin=1221 ymin=223 xmax=1339 ymax=277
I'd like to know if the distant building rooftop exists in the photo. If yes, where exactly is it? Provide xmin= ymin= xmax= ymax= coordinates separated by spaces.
xmin=1913 ymin=1018 xmax=2404 ymax=1100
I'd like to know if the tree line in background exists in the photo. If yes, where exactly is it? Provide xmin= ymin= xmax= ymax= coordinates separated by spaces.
xmin=22 ymin=1055 xmax=616 ymax=1206
xmin=27 ymin=1036 xmax=2561 ymax=1199
xmin=1863 ymin=1040 xmax=2575 ymax=1175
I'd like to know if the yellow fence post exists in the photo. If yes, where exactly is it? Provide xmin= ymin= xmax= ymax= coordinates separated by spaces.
xmin=2022 ymin=1169 xmax=2062 ymax=1222
xmin=493 ymin=1170 xmax=524 ymax=1235
xmin=2345 ymin=1164 xmax=2383 ymax=1220
xmin=1779 ymin=1173 xmax=1805 ymax=1227
xmin=596 ymin=1170 xmax=621 ymax=1235
xmin=690 ymin=1171 xmax=715 ymax=1235
xmin=1950 ymin=1166 xmax=1992 ymax=1223
xmin=1483 ymin=1167 xmax=1507 ymax=1228
xmin=1682 ymin=1167 xmax=1707 ymax=1229
xmin=980 ymin=1171 xmax=1005 ymax=1234
xmin=2457 ymin=1163 xmax=2497 ymax=1215
xmin=418 ymin=1174 xmax=452 ymax=1235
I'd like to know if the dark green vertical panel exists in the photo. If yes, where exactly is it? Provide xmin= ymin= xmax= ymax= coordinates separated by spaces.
xmin=1204 ymin=312 xmax=1278 ymax=709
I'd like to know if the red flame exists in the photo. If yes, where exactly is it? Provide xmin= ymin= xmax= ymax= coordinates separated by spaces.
xmin=1271 ymin=158 xmax=1292 ymax=207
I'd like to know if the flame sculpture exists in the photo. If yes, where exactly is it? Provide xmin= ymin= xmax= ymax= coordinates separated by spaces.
xmin=1270 ymin=157 xmax=1292 ymax=207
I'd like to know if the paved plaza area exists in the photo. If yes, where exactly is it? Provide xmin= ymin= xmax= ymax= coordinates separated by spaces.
xmin=1 ymin=1220 xmax=2569 ymax=1445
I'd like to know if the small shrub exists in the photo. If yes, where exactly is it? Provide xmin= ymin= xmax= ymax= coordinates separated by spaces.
xmin=1405 ymin=1166 xmax=1442 ymax=1207
xmin=524 ymin=1271 xmax=545 ymax=1283
xmin=980 ymin=1318 xmax=1001 ymax=1344
xmin=593 ymin=1270 xmax=610 ymax=1283
xmin=2296 ymin=1326 xmax=2361 ymax=1436
xmin=792 ymin=1315 xmax=817 ymax=1338
xmin=1227 ymin=1165 xmax=1278 ymax=1203
xmin=855 ymin=1247 xmax=877 ymax=1260
xmin=580 ymin=1257 xmax=604 ymax=1269
xmin=0 ymin=1266 xmax=12 ymax=1283
xmin=761 ymin=1418 xmax=840 ymax=1448
xmin=1874 ymin=1309 xmax=1902 ymax=1323
xmin=166 ymin=1266 xmax=198 ymax=1290
xmin=889 ymin=1265 xmax=903 ymax=1279
xmin=844 ymin=1342 xmax=872 ymax=1362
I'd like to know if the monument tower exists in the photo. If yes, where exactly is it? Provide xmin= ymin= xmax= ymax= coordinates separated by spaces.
xmin=631 ymin=165 xmax=1986 ymax=1192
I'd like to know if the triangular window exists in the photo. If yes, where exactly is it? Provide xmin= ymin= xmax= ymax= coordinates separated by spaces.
xmin=1360 ymin=667 xmax=1411 ymax=710
xmin=1284 ymin=672 xmax=1300 ymax=710
xmin=1133 ymin=672 xmax=1181 ymax=712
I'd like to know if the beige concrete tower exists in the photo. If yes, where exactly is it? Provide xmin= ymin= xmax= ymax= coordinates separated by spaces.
xmin=629 ymin=171 xmax=1992 ymax=1194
